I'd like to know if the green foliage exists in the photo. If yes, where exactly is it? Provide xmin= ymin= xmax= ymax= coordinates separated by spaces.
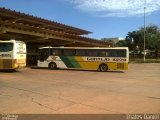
xmin=125 ymin=24 xmax=160 ymax=58
xmin=116 ymin=40 xmax=127 ymax=47
xmin=101 ymin=25 xmax=160 ymax=58
xmin=101 ymin=38 xmax=115 ymax=47
xmin=145 ymin=25 xmax=160 ymax=50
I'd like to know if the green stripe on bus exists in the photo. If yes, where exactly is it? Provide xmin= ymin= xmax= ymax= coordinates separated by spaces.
xmin=59 ymin=56 xmax=81 ymax=68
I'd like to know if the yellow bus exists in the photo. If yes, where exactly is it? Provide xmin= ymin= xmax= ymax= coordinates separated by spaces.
xmin=37 ymin=47 xmax=129 ymax=71
xmin=0 ymin=40 xmax=26 ymax=70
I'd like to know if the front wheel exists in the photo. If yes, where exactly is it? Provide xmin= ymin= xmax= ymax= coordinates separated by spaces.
xmin=99 ymin=64 xmax=108 ymax=72
xmin=48 ymin=62 xmax=57 ymax=69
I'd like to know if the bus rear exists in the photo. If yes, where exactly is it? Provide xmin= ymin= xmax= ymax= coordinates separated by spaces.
xmin=14 ymin=41 xmax=26 ymax=69
xmin=0 ymin=40 xmax=26 ymax=70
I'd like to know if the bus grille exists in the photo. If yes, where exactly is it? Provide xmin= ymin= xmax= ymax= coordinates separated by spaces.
xmin=117 ymin=63 xmax=125 ymax=69
xmin=3 ymin=59 xmax=12 ymax=69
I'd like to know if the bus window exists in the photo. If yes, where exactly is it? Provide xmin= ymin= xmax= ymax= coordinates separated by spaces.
xmin=87 ymin=50 xmax=98 ymax=57
xmin=105 ymin=51 xmax=110 ymax=57
xmin=51 ymin=49 xmax=62 ymax=56
xmin=118 ymin=50 xmax=126 ymax=57
xmin=98 ymin=50 xmax=106 ymax=57
xmin=0 ymin=43 xmax=13 ymax=52
xmin=110 ymin=49 xmax=126 ymax=57
xmin=39 ymin=49 xmax=50 ymax=61
xmin=63 ymin=49 xmax=75 ymax=56
xmin=98 ymin=50 xmax=110 ymax=57
xmin=110 ymin=50 xmax=116 ymax=57
xmin=76 ymin=49 xmax=86 ymax=56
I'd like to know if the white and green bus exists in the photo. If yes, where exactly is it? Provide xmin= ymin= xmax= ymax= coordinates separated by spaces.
xmin=37 ymin=47 xmax=129 ymax=71
xmin=0 ymin=40 xmax=26 ymax=70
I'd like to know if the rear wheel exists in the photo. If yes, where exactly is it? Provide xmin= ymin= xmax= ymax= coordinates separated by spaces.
xmin=48 ymin=62 xmax=57 ymax=69
xmin=99 ymin=64 xmax=108 ymax=72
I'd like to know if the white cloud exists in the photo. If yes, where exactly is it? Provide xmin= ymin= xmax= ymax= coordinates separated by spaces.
xmin=66 ymin=0 xmax=160 ymax=17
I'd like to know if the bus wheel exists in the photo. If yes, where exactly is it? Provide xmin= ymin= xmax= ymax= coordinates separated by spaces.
xmin=99 ymin=64 xmax=108 ymax=72
xmin=49 ymin=62 xmax=57 ymax=69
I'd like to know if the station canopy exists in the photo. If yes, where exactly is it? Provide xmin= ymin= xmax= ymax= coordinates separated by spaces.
xmin=0 ymin=7 xmax=110 ymax=47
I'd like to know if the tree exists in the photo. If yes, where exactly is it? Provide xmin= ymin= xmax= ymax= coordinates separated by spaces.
xmin=145 ymin=25 xmax=160 ymax=58
xmin=126 ymin=24 xmax=160 ymax=58
xmin=101 ymin=38 xmax=115 ymax=47
xmin=116 ymin=40 xmax=128 ymax=47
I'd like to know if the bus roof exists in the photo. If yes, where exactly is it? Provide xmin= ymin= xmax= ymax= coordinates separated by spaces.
xmin=39 ymin=46 xmax=128 ymax=50
xmin=0 ymin=40 xmax=25 ymax=43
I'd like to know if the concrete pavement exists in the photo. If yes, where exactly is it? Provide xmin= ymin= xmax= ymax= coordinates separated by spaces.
xmin=0 ymin=63 xmax=160 ymax=114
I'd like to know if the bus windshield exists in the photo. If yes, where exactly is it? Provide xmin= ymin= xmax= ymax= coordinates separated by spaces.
xmin=0 ymin=43 xmax=13 ymax=52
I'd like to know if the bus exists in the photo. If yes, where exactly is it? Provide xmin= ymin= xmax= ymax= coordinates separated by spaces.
xmin=0 ymin=40 xmax=26 ymax=70
xmin=37 ymin=47 xmax=129 ymax=71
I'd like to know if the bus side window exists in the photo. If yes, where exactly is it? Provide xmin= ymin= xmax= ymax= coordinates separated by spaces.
xmin=52 ymin=49 xmax=56 ymax=55
xmin=98 ymin=50 xmax=110 ymax=57
xmin=118 ymin=50 xmax=126 ymax=57
xmin=105 ymin=51 xmax=110 ymax=57
xmin=76 ymin=49 xmax=86 ymax=56
xmin=109 ymin=50 xmax=126 ymax=57
xmin=39 ymin=49 xmax=50 ymax=61
xmin=51 ymin=49 xmax=62 ymax=56
xmin=64 ymin=49 xmax=75 ymax=56
xmin=109 ymin=50 xmax=117 ymax=57
xmin=39 ymin=51 xmax=45 ymax=61
xmin=98 ymin=50 xmax=106 ymax=57
xmin=87 ymin=50 xmax=98 ymax=57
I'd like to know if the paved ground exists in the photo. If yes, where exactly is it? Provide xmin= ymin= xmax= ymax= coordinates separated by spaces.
xmin=0 ymin=63 xmax=160 ymax=114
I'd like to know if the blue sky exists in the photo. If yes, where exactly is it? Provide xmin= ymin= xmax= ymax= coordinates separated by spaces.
xmin=0 ymin=0 xmax=160 ymax=40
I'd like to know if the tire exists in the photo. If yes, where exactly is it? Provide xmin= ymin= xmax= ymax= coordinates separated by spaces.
xmin=48 ymin=62 xmax=57 ymax=69
xmin=99 ymin=64 xmax=108 ymax=72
